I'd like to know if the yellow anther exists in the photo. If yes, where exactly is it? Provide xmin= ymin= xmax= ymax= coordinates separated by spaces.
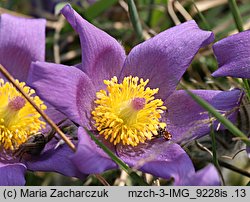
xmin=0 ymin=79 xmax=46 ymax=151
xmin=92 ymin=76 xmax=166 ymax=146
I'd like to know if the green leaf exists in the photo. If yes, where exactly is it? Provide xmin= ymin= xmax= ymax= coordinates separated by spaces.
xmin=228 ymin=0 xmax=244 ymax=32
xmin=192 ymin=0 xmax=211 ymax=30
xmin=84 ymin=0 xmax=119 ymax=20
xmin=127 ymin=0 xmax=144 ymax=42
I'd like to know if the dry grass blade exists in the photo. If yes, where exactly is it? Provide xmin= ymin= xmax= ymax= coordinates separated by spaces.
xmin=174 ymin=1 xmax=193 ymax=21
xmin=54 ymin=15 xmax=65 ymax=64
xmin=94 ymin=174 xmax=110 ymax=186
xmin=60 ymin=49 xmax=81 ymax=63
xmin=189 ymin=0 xmax=228 ymax=15
xmin=168 ymin=0 xmax=181 ymax=25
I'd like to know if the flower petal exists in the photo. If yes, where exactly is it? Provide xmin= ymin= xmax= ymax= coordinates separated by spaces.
xmin=212 ymin=30 xmax=250 ymax=78
xmin=27 ymin=61 xmax=95 ymax=127
xmin=61 ymin=4 xmax=126 ymax=91
xmin=0 ymin=14 xmax=45 ymax=81
xmin=71 ymin=127 xmax=118 ymax=174
xmin=0 ymin=162 xmax=26 ymax=185
xmin=44 ymin=104 xmax=68 ymax=125
xmin=120 ymin=20 xmax=214 ymax=100
xmin=165 ymin=90 xmax=242 ymax=143
xmin=25 ymin=138 xmax=86 ymax=179
xmin=117 ymin=139 xmax=193 ymax=184
xmin=117 ymin=138 xmax=217 ymax=185
xmin=182 ymin=164 xmax=221 ymax=186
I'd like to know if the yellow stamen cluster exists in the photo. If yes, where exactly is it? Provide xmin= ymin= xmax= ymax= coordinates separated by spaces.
xmin=0 ymin=79 xmax=47 ymax=151
xmin=92 ymin=76 xmax=166 ymax=146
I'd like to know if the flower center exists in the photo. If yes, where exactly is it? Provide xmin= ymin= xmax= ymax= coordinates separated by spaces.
xmin=0 ymin=79 xmax=47 ymax=151
xmin=92 ymin=76 xmax=166 ymax=146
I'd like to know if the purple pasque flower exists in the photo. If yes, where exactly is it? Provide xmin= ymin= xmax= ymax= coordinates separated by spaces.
xmin=28 ymin=4 xmax=242 ymax=185
xmin=212 ymin=30 xmax=250 ymax=78
xmin=0 ymin=14 xmax=84 ymax=185
xmin=212 ymin=31 xmax=250 ymax=157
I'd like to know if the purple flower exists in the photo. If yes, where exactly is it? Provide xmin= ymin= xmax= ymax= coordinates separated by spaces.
xmin=212 ymin=30 xmax=250 ymax=78
xmin=0 ymin=14 xmax=84 ymax=185
xmin=212 ymin=31 xmax=250 ymax=157
xmin=28 ymin=5 xmax=242 ymax=185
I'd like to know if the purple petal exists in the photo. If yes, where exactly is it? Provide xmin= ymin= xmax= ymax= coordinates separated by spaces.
xmin=182 ymin=164 xmax=221 ymax=186
xmin=0 ymin=162 xmax=26 ymax=185
xmin=0 ymin=14 xmax=45 ymax=82
xmin=212 ymin=30 xmax=250 ymax=78
xmin=44 ymin=104 xmax=67 ymax=125
xmin=117 ymin=138 xmax=195 ymax=185
xmin=27 ymin=61 xmax=96 ymax=127
xmin=117 ymin=139 xmax=220 ymax=185
xmin=165 ymin=89 xmax=241 ymax=143
xmin=71 ymin=127 xmax=118 ymax=174
xmin=25 ymin=138 xmax=86 ymax=179
xmin=61 ymin=4 xmax=126 ymax=91
xmin=120 ymin=20 xmax=214 ymax=100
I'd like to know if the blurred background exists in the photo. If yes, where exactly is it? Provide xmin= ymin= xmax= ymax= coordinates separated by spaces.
xmin=0 ymin=0 xmax=250 ymax=185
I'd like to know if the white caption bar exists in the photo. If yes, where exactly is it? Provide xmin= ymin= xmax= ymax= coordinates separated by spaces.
xmin=0 ymin=186 xmax=249 ymax=202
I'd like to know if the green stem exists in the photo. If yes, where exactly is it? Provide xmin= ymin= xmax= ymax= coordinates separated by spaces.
xmin=191 ymin=0 xmax=211 ymax=30
xmin=127 ymin=0 xmax=144 ymax=42
xmin=228 ymin=0 xmax=243 ymax=32
xmin=228 ymin=0 xmax=250 ymax=100
xmin=242 ymin=79 xmax=250 ymax=100
xmin=209 ymin=118 xmax=225 ymax=185
xmin=84 ymin=0 xmax=119 ymax=20
xmin=146 ymin=0 xmax=154 ymax=26
xmin=83 ymin=127 xmax=149 ymax=186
